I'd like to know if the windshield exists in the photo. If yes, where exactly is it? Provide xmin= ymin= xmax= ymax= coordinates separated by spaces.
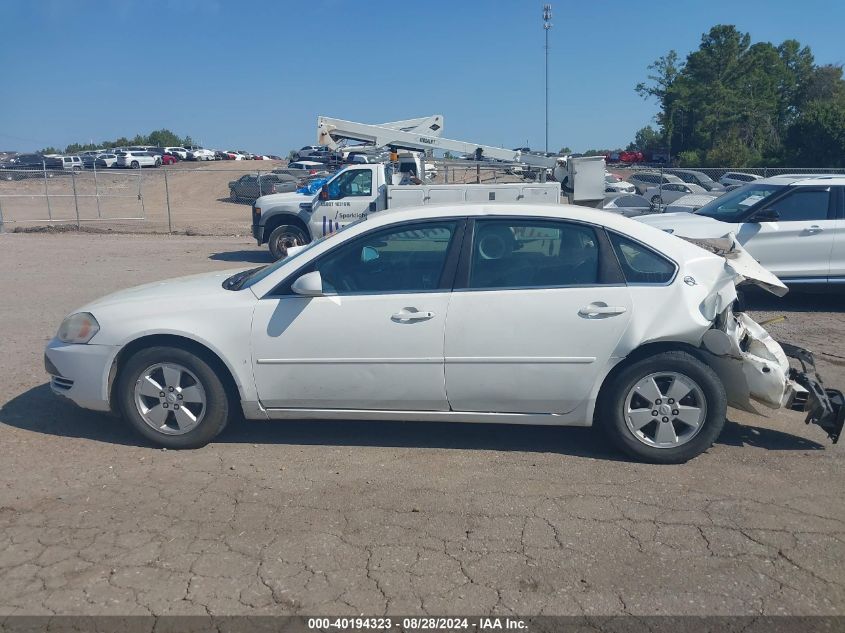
xmin=229 ymin=218 xmax=368 ymax=290
xmin=695 ymin=183 xmax=785 ymax=222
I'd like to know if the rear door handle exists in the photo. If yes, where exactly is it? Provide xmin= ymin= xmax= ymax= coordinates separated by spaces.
xmin=805 ymin=225 xmax=824 ymax=234
xmin=391 ymin=309 xmax=435 ymax=322
xmin=579 ymin=304 xmax=627 ymax=317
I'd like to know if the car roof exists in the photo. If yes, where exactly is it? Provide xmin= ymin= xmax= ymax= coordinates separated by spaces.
xmin=755 ymin=173 xmax=845 ymax=186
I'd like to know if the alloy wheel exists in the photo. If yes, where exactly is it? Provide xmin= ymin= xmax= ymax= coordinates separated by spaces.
xmin=623 ymin=371 xmax=706 ymax=448
xmin=133 ymin=362 xmax=206 ymax=435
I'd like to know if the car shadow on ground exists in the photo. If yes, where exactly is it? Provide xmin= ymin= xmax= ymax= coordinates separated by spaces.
xmin=0 ymin=384 xmax=825 ymax=457
xmin=216 ymin=197 xmax=251 ymax=205
xmin=209 ymin=250 xmax=274 ymax=264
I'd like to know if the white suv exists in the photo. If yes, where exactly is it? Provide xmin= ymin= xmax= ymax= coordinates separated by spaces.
xmin=637 ymin=174 xmax=845 ymax=286
xmin=116 ymin=151 xmax=161 ymax=169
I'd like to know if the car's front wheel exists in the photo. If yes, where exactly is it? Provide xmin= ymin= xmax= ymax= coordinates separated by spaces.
xmin=597 ymin=350 xmax=726 ymax=464
xmin=130 ymin=161 xmax=140 ymax=169
xmin=117 ymin=346 xmax=230 ymax=448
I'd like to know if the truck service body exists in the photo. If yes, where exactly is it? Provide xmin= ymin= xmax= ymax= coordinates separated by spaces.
xmin=252 ymin=161 xmax=561 ymax=259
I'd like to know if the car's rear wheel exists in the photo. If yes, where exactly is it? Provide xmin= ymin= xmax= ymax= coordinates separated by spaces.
xmin=131 ymin=161 xmax=140 ymax=169
xmin=597 ymin=350 xmax=726 ymax=464
xmin=268 ymin=224 xmax=308 ymax=260
xmin=117 ymin=346 xmax=230 ymax=448
xmin=650 ymin=195 xmax=662 ymax=206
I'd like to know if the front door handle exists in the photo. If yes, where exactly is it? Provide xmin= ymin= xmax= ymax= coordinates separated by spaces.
xmin=805 ymin=225 xmax=824 ymax=234
xmin=579 ymin=304 xmax=627 ymax=318
xmin=391 ymin=309 xmax=435 ymax=322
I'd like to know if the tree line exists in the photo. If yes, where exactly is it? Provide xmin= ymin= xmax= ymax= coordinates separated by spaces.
xmin=631 ymin=24 xmax=845 ymax=167
xmin=40 ymin=129 xmax=194 ymax=156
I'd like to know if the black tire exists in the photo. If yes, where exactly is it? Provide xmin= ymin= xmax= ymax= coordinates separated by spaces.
xmin=130 ymin=161 xmax=140 ymax=169
xmin=650 ymin=195 xmax=662 ymax=206
xmin=596 ymin=350 xmax=727 ymax=464
xmin=268 ymin=224 xmax=309 ymax=260
xmin=117 ymin=345 xmax=230 ymax=449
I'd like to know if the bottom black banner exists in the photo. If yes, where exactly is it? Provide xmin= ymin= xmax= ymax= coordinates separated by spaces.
xmin=0 ymin=616 xmax=843 ymax=633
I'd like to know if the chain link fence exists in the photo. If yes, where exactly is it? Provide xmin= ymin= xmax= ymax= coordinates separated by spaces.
xmin=0 ymin=160 xmax=531 ymax=235
xmin=2 ymin=161 xmax=843 ymax=235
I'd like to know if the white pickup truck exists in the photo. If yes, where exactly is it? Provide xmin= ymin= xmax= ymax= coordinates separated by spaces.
xmin=252 ymin=159 xmax=560 ymax=259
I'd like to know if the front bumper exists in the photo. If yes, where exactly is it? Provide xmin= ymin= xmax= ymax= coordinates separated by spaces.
xmin=44 ymin=338 xmax=117 ymax=412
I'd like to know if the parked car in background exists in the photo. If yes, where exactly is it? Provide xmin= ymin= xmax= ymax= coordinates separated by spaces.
xmin=165 ymin=147 xmax=189 ymax=160
xmin=601 ymin=194 xmax=655 ymax=217
xmin=643 ymin=182 xmax=709 ymax=206
xmin=605 ymin=173 xmax=636 ymax=194
xmin=94 ymin=154 xmax=118 ymax=169
xmin=188 ymin=148 xmax=215 ymax=161
xmin=161 ymin=153 xmax=178 ymax=165
xmin=229 ymin=173 xmax=298 ymax=201
xmin=664 ymin=193 xmax=722 ymax=214
xmin=59 ymin=156 xmax=83 ymax=171
xmin=637 ymin=174 xmax=845 ymax=286
xmin=628 ymin=171 xmax=685 ymax=194
xmin=116 ymin=151 xmax=161 ymax=168
xmin=215 ymin=150 xmax=231 ymax=160
xmin=295 ymin=145 xmax=326 ymax=160
xmin=225 ymin=150 xmax=248 ymax=161
xmin=1 ymin=153 xmax=63 ymax=179
xmin=280 ymin=160 xmax=330 ymax=177
xmin=665 ymin=169 xmax=725 ymax=192
xmin=45 ymin=202 xmax=843 ymax=462
xmin=605 ymin=150 xmax=645 ymax=164
xmin=719 ymin=172 xmax=762 ymax=187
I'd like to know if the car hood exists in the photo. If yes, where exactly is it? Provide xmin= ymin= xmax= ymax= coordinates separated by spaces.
xmin=255 ymin=191 xmax=315 ymax=207
xmin=636 ymin=212 xmax=737 ymax=237
xmin=77 ymin=268 xmax=250 ymax=311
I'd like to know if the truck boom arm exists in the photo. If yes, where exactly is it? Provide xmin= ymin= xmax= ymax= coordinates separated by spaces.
xmin=317 ymin=116 xmax=557 ymax=168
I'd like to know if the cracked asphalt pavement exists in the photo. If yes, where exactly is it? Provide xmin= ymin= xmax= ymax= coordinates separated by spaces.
xmin=1 ymin=233 xmax=844 ymax=616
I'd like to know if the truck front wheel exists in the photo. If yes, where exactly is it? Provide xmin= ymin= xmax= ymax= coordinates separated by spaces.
xmin=268 ymin=224 xmax=309 ymax=260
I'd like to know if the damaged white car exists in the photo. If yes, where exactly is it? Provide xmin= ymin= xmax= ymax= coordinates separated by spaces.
xmin=44 ymin=204 xmax=844 ymax=463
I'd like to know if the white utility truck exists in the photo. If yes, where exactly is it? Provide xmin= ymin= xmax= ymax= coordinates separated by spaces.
xmin=252 ymin=115 xmax=604 ymax=259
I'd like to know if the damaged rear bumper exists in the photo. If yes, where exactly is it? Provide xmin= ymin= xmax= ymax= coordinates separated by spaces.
xmin=779 ymin=342 xmax=845 ymax=443
xmin=700 ymin=310 xmax=844 ymax=444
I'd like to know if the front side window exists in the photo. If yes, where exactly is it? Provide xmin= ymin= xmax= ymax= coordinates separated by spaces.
xmin=765 ymin=188 xmax=830 ymax=221
xmin=315 ymin=221 xmax=458 ymax=294
xmin=608 ymin=233 xmax=675 ymax=284
xmin=695 ymin=184 xmax=785 ymax=222
xmin=467 ymin=220 xmax=600 ymax=289
xmin=327 ymin=169 xmax=373 ymax=199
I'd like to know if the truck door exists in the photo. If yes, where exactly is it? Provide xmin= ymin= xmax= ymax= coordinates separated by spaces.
xmin=312 ymin=168 xmax=379 ymax=238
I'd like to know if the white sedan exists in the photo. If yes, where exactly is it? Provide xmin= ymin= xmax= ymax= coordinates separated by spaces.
xmin=44 ymin=204 xmax=843 ymax=463
xmin=643 ymin=182 xmax=710 ymax=206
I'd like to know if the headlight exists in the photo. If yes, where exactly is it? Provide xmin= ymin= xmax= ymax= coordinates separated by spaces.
xmin=57 ymin=312 xmax=100 ymax=344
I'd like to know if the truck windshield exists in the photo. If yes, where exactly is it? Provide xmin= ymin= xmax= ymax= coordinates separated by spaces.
xmin=695 ymin=184 xmax=785 ymax=222
xmin=227 ymin=218 xmax=368 ymax=291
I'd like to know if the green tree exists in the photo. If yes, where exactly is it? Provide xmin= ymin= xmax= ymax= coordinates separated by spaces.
xmin=785 ymin=99 xmax=845 ymax=167
xmin=148 ymin=129 xmax=183 ymax=148
xmin=627 ymin=126 xmax=663 ymax=153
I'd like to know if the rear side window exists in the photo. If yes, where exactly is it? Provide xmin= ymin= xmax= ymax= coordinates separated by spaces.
xmin=608 ymin=233 xmax=676 ymax=284
xmin=467 ymin=220 xmax=601 ymax=289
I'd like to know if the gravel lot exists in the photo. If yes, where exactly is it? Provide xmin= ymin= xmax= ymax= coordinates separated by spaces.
xmin=1 ymin=232 xmax=844 ymax=616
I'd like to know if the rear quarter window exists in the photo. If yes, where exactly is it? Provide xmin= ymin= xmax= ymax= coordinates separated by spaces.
xmin=608 ymin=232 xmax=676 ymax=284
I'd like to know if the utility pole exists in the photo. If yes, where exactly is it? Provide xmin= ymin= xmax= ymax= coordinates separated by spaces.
xmin=543 ymin=4 xmax=552 ymax=154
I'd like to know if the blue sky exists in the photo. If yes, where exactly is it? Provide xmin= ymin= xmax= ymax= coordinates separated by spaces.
xmin=2 ymin=0 xmax=843 ymax=154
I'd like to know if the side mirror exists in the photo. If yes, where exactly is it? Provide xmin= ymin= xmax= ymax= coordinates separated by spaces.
xmin=291 ymin=270 xmax=324 ymax=297
xmin=749 ymin=208 xmax=780 ymax=222
xmin=319 ymin=185 xmax=329 ymax=201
